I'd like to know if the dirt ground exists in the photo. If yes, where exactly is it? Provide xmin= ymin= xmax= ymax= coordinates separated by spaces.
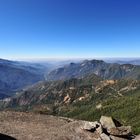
xmin=0 ymin=111 xmax=97 ymax=140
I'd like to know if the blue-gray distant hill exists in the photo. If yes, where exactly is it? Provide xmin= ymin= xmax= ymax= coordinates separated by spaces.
xmin=0 ymin=59 xmax=49 ymax=99
xmin=105 ymin=58 xmax=140 ymax=65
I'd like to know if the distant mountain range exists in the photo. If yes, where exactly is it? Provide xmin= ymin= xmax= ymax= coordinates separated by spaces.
xmin=116 ymin=60 xmax=140 ymax=65
xmin=0 ymin=58 xmax=83 ymax=99
xmin=0 ymin=58 xmax=140 ymax=99
xmin=105 ymin=59 xmax=140 ymax=65
xmin=0 ymin=58 xmax=138 ymax=108
xmin=46 ymin=59 xmax=140 ymax=81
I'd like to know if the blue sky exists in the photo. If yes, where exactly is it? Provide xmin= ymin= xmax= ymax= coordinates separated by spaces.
xmin=0 ymin=0 xmax=140 ymax=60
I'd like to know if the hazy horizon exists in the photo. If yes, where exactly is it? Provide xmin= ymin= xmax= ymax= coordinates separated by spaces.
xmin=1 ymin=57 xmax=140 ymax=63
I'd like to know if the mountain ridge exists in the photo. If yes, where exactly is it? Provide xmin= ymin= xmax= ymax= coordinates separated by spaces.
xmin=46 ymin=59 xmax=140 ymax=81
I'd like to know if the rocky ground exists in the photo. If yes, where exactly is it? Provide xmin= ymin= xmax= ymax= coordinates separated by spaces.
xmin=0 ymin=111 xmax=139 ymax=140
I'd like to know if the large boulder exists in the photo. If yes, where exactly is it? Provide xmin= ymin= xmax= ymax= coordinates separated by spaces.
xmin=81 ymin=121 xmax=102 ymax=133
xmin=100 ymin=116 xmax=117 ymax=129
xmin=108 ymin=126 xmax=132 ymax=136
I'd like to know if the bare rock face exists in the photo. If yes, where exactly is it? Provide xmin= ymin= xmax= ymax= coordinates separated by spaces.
xmin=0 ymin=112 xmax=138 ymax=140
